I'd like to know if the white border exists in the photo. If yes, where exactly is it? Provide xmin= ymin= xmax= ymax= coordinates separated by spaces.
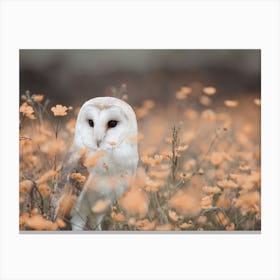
xmin=0 ymin=1 xmax=279 ymax=279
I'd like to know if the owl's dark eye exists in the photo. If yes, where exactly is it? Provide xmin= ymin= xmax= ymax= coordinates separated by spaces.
xmin=88 ymin=119 xmax=94 ymax=127
xmin=107 ymin=120 xmax=118 ymax=128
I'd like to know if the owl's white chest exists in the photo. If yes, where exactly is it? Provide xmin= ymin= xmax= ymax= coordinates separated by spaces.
xmin=89 ymin=142 xmax=138 ymax=175
xmin=85 ymin=142 xmax=138 ymax=197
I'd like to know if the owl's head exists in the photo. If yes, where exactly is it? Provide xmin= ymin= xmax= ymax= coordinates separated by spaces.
xmin=74 ymin=97 xmax=138 ymax=151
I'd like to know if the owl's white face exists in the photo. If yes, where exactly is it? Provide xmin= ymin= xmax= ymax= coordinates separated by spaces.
xmin=74 ymin=97 xmax=138 ymax=151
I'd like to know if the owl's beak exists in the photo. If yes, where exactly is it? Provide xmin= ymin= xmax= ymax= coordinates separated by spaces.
xmin=96 ymin=139 xmax=102 ymax=148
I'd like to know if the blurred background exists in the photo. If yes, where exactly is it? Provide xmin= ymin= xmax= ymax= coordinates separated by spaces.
xmin=20 ymin=50 xmax=260 ymax=107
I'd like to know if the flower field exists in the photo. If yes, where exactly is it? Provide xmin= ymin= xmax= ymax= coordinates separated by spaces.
xmin=19 ymin=85 xmax=261 ymax=231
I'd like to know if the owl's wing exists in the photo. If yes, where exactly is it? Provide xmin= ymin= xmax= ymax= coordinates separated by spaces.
xmin=52 ymin=149 xmax=89 ymax=222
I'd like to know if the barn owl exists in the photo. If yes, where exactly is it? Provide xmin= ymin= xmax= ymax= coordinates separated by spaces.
xmin=56 ymin=97 xmax=138 ymax=231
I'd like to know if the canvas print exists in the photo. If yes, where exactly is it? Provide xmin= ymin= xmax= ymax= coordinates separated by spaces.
xmin=19 ymin=50 xmax=261 ymax=231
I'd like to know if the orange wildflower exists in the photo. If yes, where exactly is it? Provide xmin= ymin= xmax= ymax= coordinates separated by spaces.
xmin=119 ymin=187 xmax=149 ymax=218
xmin=198 ymin=168 xmax=204 ymax=175
xmin=203 ymin=86 xmax=216 ymax=95
xmin=224 ymin=100 xmax=239 ymax=108
xmin=200 ymin=195 xmax=213 ymax=209
xmin=20 ymin=102 xmax=36 ymax=120
xmin=144 ymin=178 xmax=165 ymax=192
xmin=217 ymin=179 xmax=238 ymax=188
xmin=51 ymin=104 xmax=68 ymax=116
xmin=175 ymin=91 xmax=186 ymax=100
xmin=38 ymin=183 xmax=51 ymax=196
xmin=143 ymin=99 xmax=155 ymax=109
xmin=179 ymin=221 xmax=193 ymax=229
xmin=175 ymin=87 xmax=191 ymax=100
xmin=199 ymin=95 xmax=212 ymax=106
xmin=31 ymin=208 xmax=39 ymax=215
xmin=169 ymin=189 xmax=201 ymax=217
xmin=210 ymin=152 xmax=223 ymax=165
xmin=181 ymin=86 xmax=192 ymax=95
xmin=19 ymin=180 xmax=33 ymax=193
xmin=184 ymin=159 xmax=196 ymax=171
xmin=119 ymin=170 xmax=149 ymax=218
xmin=176 ymin=145 xmax=189 ymax=153
xmin=70 ymin=172 xmax=86 ymax=184
xmin=91 ymin=199 xmax=111 ymax=213
xmin=26 ymin=215 xmax=53 ymax=230
xmin=229 ymin=173 xmax=241 ymax=181
xmin=111 ymin=211 xmax=125 ymax=222
xmin=184 ymin=109 xmax=198 ymax=120
xmin=141 ymin=146 xmax=156 ymax=156
xmin=254 ymin=98 xmax=261 ymax=106
xmin=56 ymin=218 xmax=67 ymax=228
xmin=202 ymin=186 xmax=221 ymax=194
xmin=201 ymin=109 xmax=216 ymax=122
xmin=84 ymin=151 xmax=105 ymax=168
xmin=168 ymin=210 xmax=179 ymax=222
xmin=135 ymin=107 xmax=148 ymax=119
xmin=141 ymin=154 xmax=164 ymax=167
xmin=136 ymin=219 xmax=155 ymax=230
xmin=239 ymin=163 xmax=250 ymax=172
